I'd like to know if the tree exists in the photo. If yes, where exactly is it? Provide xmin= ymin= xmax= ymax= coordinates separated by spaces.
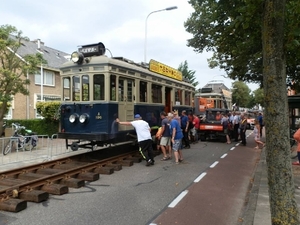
xmin=178 ymin=60 xmax=199 ymax=87
xmin=263 ymin=0 xmax=299 ymax=223
xmin=0 ymin=25 xmax=45 ymax=135
xmin=231 ymin=81 xmax=251 ymax=108
xmin=184 ymin=0 xmax=300 ymax=87
xmin=185 ymin=0 xmax=300 ymax=223
xmin=253 ymin=88 xmax=264 ymax=108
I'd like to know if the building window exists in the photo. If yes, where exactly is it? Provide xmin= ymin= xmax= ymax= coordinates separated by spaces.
xmin=4 ymin=107 xmax=12 ymax=120
xmin=35 ymin=70 xmax=55 ymax=86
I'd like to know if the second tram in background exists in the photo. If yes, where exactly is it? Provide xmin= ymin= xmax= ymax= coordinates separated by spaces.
xmin=57 ymin=42 xmax=195 ymax=150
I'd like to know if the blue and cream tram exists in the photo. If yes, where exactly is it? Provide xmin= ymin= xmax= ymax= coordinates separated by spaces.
xmin=57 ymin=42 xmax=195 ymax=150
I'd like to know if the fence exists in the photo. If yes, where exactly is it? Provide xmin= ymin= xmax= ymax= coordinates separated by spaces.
xmin=0 ymin=134 xmax=90 ymax=173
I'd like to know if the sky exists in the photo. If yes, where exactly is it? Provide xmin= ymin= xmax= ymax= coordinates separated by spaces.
xmin=0 ymin=0 xmax=258 ymax=91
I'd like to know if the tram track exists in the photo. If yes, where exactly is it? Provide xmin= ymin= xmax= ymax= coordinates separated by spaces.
xmin=0 ymin=147 xmax=144 ymax=213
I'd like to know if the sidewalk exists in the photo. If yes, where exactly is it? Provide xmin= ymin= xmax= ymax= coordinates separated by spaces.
xmin=249 ymin=148 xmax=300 ymax=225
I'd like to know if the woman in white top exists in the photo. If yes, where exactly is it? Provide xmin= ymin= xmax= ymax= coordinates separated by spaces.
xmin=254 ymin=119 xmax=265 ymax=149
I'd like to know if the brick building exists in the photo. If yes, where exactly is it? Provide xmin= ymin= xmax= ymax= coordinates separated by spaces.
xmin=5 ymin=39 xmax=69 ymax=119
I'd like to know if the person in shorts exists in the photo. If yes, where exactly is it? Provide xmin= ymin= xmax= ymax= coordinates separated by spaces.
xmin=159 ymin=111 xmax=172 ymax=161
xmin=167 ymin=112 xmax=184 ymax=164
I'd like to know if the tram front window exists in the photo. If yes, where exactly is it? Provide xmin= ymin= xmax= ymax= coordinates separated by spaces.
xmin=94 ymin=74 xmax=105 ymax=100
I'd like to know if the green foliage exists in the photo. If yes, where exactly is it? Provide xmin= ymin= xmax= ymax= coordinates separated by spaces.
xmin=5 ymin=119 xmax=58 ymax=137
xmin=0 ymin=24 xmax=47 ymax=123
xmin=231 ymin=81 xmax=251 ymax=108
xmin=253 ymin=88 xmax=264 ymax=107
xmin=184 ymin=0 xmax=300 ymax=87
xmin=178 ymin=60 xmax=199 ymax=87
xmin=36 ymin=101 xmax=61 ymax=121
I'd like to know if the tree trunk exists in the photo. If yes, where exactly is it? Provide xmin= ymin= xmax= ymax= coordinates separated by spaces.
xmin=262 ymin=0 xmax=299 ymax=224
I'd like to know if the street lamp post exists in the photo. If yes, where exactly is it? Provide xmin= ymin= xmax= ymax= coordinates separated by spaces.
xmin=144 ymin=6 xmax=177 ymax=63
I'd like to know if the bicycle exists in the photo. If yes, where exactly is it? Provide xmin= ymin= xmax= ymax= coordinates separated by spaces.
xmin=3 ymin=123 xmax=38 ymax=155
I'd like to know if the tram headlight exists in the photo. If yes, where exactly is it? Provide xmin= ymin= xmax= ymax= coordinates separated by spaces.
xmin=79 ymin=113 xmax=89 ymax=123
xmin=71 ymin=51 xmax=84 ymax=64
xmin=69 ymin=113 xmax=79 ymax=123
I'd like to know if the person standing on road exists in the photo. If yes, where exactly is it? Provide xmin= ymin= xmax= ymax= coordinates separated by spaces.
xmin=253 ymin=119 xmax=265 ymax=149
xmin=239 ymin=113 xmax=248 ymax=146
xmin=180 ymin=110 xmax=190 ymax=149
xmin=168 ymin=112 xmax=184 ymax=164
xmin=116 ymin=114 xmax=155 ymax=166
xmin=233 ymin=111 xmax=240 ymax=142
xmin=159 ymin=111 xmax=172 ymax=161
xmin=257 ymin=112 xmax=264 ymax=138
xmin=221 ymin=113 xmax=231 ymax=144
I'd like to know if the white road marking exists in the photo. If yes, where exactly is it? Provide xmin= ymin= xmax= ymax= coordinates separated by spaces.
xmin=230 ymin=147 xmax=235 ymax=151
xmin=210 ymin=161 xmax=219 ymax=168
xmin=221 ymin=153 xmax=227 ymax=158
xmin=168 ymin=190 xmax=189 ymax=208
xmin=194 ymin=172 xmax=207 ymax=183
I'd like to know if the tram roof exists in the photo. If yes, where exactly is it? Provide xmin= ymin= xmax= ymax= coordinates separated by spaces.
xmin=60 ymin=55 xmax=194 ymax=88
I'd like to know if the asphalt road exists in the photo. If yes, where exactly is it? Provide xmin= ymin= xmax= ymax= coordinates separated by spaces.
xmin=0 ymin=132 xmax=257 ymax=225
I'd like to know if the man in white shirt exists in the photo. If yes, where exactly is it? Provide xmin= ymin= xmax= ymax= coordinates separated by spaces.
xmin=116 ymin=114 xmax=155 ymax=166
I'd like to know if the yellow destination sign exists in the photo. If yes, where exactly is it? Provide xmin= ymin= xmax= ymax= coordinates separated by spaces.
xmin=149 ymin=59 xmax=182 ymax=81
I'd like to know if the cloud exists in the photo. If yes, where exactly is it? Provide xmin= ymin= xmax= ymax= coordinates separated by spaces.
xmin=0 ymin=0 xmax=258 ymax=91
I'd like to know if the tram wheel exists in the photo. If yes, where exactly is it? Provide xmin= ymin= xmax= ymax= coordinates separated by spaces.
xmin=70 ymin=142 xmax=79 ymax=151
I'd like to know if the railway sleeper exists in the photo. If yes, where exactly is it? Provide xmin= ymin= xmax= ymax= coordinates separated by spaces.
xmin=76 ymin=172 xmax=99 ymax=182
xmin=36 ymin=168 xmax=65 ymax=175
xmin=125 ymin=156 xmax=142 ymax=163
xmin=0 ymin=198 xmax=27 ymax=212
xmin=116 ymin=159 xmax=134 ymax=167
xmin=94 ymin=166 xmax=114 ymax=175
xmin=18 ymin=172 xmax=46 ymax=181
xmin=19 ymin=190 xmax=49 ymax=203
xmin=0 ymin=178 xmax=25 ymax=186
xmin=52 ymin=162 xmax=88 ymax=170
xmin=59 ymin=178 xmax=85 ymax=188
xmin=41 ymin=184 xmax=69 ymax=195
xmin=107 ymin=163 xmax=122 ymax=171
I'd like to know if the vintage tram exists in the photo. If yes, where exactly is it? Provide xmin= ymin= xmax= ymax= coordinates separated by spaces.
xmin=57 ymin=42 xmax=195 ymax=150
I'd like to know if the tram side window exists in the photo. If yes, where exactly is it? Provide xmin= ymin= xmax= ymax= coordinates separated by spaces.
xmin=63 ymin=77 xmax=70 ymax=101
xmin=152 ymin=84 xmax=162 ymax=103
xmin=72 ymin=76 xmax=80 ymax=101
xmin=110 ymin=75 xmax=116 ymax=101
xmin=127 ymin=80 xmax=133 ymax=102
xmin=175 ymin=89 xmax=182 ymax=105
xmin=119 ymin=79 xmax=124 ymax=101
xmin=140 ymin=81 xmax=147 ymax=102
xmin=82 ymin=75 xmax=89 ymax=101
xmin=185 ymin=91 xmax=191 ymax=105
xmin=94 ymin=74 xmax=104 ymax=100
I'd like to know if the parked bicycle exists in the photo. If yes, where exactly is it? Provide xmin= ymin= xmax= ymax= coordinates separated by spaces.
xmin=3 ymin=123 xmax=38 ymax=155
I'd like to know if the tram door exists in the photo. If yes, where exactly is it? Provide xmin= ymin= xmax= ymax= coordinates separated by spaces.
xmin=165 ymin=87 xmax=172 ymax=113
xmin=118 ymin=78 xmax=134 ymax=131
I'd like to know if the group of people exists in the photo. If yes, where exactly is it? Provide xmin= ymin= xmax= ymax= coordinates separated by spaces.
xmin=116 ymin=109 xmax=201 ymax=166
xmin=221 ymin=111 xmax=265 ymax=148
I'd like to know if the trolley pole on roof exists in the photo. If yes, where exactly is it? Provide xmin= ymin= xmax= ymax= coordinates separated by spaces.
xmin=144 ymin=6 xmax=177 ymax=64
